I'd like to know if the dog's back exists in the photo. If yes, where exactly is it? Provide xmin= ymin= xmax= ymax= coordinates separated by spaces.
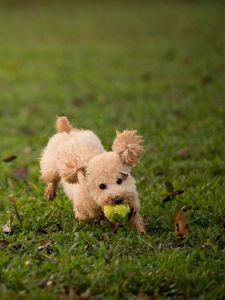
xmin=62 ymin=129 xmax=105 ymax=165
xmin=40 ymin=117 xmax=105 ymax=199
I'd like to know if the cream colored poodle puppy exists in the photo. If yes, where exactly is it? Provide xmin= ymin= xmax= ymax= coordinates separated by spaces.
xmin=40 ymin=116 xmax=145 ymax=234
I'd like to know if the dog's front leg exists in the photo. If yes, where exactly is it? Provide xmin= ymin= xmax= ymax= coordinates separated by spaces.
xmin=129 ymin=210 xmax=145 ymax=235
xmin=45 ymin=182 xmax=57 ymax=200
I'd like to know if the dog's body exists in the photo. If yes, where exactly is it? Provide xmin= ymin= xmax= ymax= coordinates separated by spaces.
xmin=40 ymin=117 xmax=145 ymax=234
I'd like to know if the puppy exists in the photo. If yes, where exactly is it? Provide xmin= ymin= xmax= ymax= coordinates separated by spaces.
xmin=40 ymin=116 xmax=145 ymax=234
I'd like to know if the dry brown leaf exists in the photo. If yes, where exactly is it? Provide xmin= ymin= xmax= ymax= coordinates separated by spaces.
xmin=2 ymin=155 xmax=17 ymax=162
xmin=2 ymin=219 xmax=12 ymax=233
xmin=173 ymin=208 xmax=188 ymax=239
xmin=38 ymin=239 xmax=52 ymax=250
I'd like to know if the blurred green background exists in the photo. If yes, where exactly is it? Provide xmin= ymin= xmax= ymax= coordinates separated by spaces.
xmin=0 ymin=1 xmax=225 ymax=299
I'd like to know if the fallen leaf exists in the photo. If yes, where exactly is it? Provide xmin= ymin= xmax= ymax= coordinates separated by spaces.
xmin=177 ymin=147 xmax=190 ymax=157
xmin=173 ymin=208 xmax=188 ymax=239
xmin=13 ymin=166 xmax=28 ymax=180
xmin=40 ymin=224 xmax=62 ymax=234
xmin=0 ymin=240 xmax=10 ymax=248
xmin=38 ymin=240 xmax=53 ymax=250
xmin=2 ymin=155 xmax=17 ymax=162
xmin=2 ymin=219 xmax=12 ymax=233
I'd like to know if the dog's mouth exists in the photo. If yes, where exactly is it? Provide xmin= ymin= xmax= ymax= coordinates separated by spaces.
xmin=100 ymin=192 xmax=135 ymax=211
xmin=103 ymin=196 xmax=129 ymax=207
xmin=111 ymin=197 xmax=125 ymax=205
xmin=103 ymin=196 xmax=135 ymax=211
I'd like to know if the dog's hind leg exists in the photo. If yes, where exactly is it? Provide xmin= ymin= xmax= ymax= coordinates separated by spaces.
xmin=40 ymin=139 xmax=61 ymax=200
xmin=40 ymin=116 xmax=73 ymax=199
xmin=44 ymin=182 xmax=57 ymax=200
xmin=40 ymin=156 xmax=60 ymax=200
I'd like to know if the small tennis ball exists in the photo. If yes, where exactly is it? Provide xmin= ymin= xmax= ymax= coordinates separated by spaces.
xmin=103 ymin=204 xmax=131 ymax=222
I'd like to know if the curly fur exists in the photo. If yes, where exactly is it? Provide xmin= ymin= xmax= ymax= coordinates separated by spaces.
xmin=40 ymin=116 xmax=145 ymax=234
xmin=58 ymin=143 xmax=87 ymax=183
xmin=112 ymin=130 xmax=144 ymax=166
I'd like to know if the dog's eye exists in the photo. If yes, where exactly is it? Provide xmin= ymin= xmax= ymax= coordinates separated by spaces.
xmin=99 ymin=183 xmax=107 ymax=190
xmin=117 ymin=178 xmax=123 ymax=185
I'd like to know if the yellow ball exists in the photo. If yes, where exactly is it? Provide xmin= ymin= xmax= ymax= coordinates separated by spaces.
xmin=103 ymin=204 xmax=131 ymax=222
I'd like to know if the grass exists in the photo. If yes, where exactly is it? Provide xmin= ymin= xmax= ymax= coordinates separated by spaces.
xmin=0 ymin=0 xmax=225 ymax=299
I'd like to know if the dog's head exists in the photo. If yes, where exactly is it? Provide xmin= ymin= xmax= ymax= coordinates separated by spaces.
xmin=86 ymin=130 xmax=144 ymax=208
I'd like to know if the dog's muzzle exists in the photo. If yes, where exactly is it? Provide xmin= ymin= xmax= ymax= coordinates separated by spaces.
xmin=112 ymin=197 xmax=124 ymax=205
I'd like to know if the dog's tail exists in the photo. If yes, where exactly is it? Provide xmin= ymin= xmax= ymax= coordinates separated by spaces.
xmin=56 ymin=116 xmax=72 ymax=133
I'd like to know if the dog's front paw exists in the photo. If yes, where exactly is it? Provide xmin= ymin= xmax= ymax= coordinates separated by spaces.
xmin=138 ymin=226 xmax=146 ymax=235
xmin=44 ymin=183 xmax=56 ymax=200
xmin=129 ymin=212 xmax=145 ymax=235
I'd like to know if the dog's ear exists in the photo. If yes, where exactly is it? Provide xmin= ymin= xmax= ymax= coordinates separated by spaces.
xmin=112 ymin=130 xmax=144 ymax=166
xmin=58 ymin=143 xmax=86 ymax=184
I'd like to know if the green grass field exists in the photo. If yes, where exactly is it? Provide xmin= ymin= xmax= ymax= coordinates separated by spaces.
xmin=0 ymin=1 xmax=225 ymax=299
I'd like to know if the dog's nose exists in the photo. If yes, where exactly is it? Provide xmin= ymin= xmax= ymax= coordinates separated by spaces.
xmin=112 ymin=197 xmax=124 ymax=205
